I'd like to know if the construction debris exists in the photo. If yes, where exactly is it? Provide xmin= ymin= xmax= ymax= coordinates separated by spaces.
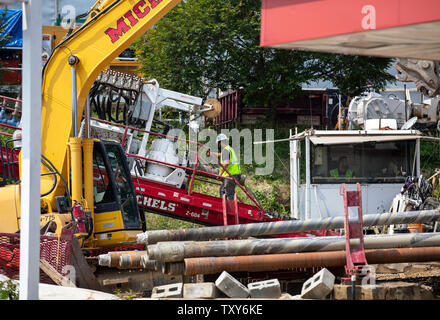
xmin=39 ymin=259 xmax=76 ymax=288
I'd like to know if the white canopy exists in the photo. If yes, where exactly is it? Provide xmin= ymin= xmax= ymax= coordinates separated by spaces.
xmin=309 ymin=133 xmax=421 ymax=145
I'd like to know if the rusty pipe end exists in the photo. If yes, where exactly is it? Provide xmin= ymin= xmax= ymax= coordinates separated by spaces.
xmin=138 ymin=230 xmax=180 ymax=245
xmin=137 ymin=232 xmax=149 ymax=244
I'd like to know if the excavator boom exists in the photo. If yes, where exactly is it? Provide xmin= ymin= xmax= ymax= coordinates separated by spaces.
xmin=41 ymin=0 xmax=181 ymax=206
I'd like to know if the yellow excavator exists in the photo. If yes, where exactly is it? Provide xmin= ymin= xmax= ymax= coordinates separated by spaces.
xmin=0 ymin=0 xmax=184 ymax=250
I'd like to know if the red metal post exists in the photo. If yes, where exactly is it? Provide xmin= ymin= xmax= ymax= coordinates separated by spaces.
xmin=0 ymin=123 xmax=21 ymax=131
xmin=342 ymin=183 xmax=371 ymax=283
xmin=0 ymin=95 xmax=22 ymax=104
xmin=121 ymin=125 xmax=129 ymax=149
xmin=222 ymin=194 xmax=228 ymax=240
xmin=222 ymin=194 xmax=228 ymax=227
xmin=188 ymin=147 xmax=201 ymax=195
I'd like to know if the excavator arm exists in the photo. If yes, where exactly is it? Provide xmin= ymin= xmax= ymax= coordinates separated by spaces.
xmin=395 ymin=58 xmax=440 ymax=98
xmin=40 ymin=0 xmax=181 ymax=207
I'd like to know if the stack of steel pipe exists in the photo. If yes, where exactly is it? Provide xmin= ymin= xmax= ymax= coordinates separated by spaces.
xmin=136 ymin=209 xmax=440 ymax=276
xmin=137 ymin=209 xmax=440 ymax=245
xmin=180 ymin=246 xmax=440 ymax=275
xmin=147 ymin=232 xmax=440 ymax=263
xmin=153 ymin=233 xmax=440 ymax=275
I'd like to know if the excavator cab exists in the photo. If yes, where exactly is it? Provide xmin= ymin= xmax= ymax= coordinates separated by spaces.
xmin=93 ymin=141 xmax=141 ymax=228
xmin=83 ymin=139 xmax=145 ymax=248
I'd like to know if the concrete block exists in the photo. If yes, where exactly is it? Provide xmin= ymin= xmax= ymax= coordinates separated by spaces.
xmin=248 ymin=279 xmax=281 ymax=298
xmin=215 ymin=271 xmax=249 ymax=298
xmin=151 ymin=282 xmax=183 ymax=298
xmin=183 ymin=283 xmax=221 ymax=299
xmin=300 ymin=268 xmax=335 ymax=300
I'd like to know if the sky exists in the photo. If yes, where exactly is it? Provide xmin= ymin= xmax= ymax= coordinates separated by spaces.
xmin=6 ymin=0 xmax=94 ymax=26
xmin=304 ymin=64 xmax=416 ymax=90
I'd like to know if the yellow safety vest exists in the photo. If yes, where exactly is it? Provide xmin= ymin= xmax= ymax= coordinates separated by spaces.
xmin=329 ymin=168 xmax=354 ymax=178
xmin=220 ymin=145 xmax=241 ymax=177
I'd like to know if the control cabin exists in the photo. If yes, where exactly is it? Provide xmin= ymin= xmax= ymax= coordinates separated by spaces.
xmin=290 ymin=129 xmax=421 ymax=220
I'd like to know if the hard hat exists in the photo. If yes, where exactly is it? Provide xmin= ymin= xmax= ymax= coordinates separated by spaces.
xmin=216 ymin=133 xmax=228 ymax=143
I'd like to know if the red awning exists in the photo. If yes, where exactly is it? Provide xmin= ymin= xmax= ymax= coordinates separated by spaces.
xmin=260 ymin=0 xmax=440 ymax=60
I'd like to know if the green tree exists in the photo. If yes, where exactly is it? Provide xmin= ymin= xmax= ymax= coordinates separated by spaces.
xmin=135 ymin=0 xmax=394 ymax=107
xmin=310 ymin=53 xmax=395 ymax=96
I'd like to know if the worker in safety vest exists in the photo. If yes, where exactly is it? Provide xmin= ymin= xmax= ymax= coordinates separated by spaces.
xmin=216 ymin=133 xmax=241 ymax=200
xmin=329 ymin=156 xmax=354 ymax=178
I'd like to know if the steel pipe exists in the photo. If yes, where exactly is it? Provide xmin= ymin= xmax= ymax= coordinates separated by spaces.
xmin=137 ymin=210 xmax=440 ymax=245
xmin=119 ymin=253 xmax=143 ymax=269
xmin=98 ymin=252 xmax=127 ymax=268
xmin=118 ymin=253 xmax=160 ymax=270
xmin=98 ymin=251 xmax=148 ymax=268
xmin=147 ymin=232 xmax=440 ymax=262
xmin=177 ymin=246 xmax=440 ymax=275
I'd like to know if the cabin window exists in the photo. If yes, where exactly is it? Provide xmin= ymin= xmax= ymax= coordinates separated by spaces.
xmin=93 ymin=145 xmax=116 ymax=205
xmin=104 ymin=143 xmax=140 ymax=229
xmin=311 ymin=140 xmax=416 ymax=184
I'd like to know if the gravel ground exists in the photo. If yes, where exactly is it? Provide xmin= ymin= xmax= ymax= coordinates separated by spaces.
xmin=375 ymin=262 xmax=440 ymax=298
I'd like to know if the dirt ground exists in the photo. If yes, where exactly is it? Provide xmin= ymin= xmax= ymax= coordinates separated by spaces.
xmin=374 ymin=262 xmax=440 ymax=298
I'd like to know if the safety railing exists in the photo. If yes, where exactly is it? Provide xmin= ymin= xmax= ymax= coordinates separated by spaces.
xmin=0 ymin=95 xmax=21 ymax=127
xmin=0 ymin=122 xmax=21 ymax=186
xmin=88 ymin=117 xmax=265 ymax=213
xmin=0 ymin=223 xmax=75 ymax=284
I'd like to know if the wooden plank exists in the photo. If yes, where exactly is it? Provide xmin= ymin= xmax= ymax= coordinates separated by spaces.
xmin=102 ymin=277 xmax=130 ymax=286
xmin=69 ymin=237 xmax=104 ymax=292
xmin=39 ymin=258 xmax=76 ymax=288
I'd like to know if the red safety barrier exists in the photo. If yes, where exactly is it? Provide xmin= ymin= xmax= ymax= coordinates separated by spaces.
xmin=0 ymin=224 xmax=75 ymax=284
